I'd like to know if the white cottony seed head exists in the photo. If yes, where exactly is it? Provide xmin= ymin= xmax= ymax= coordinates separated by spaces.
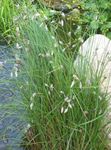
xmin=79 ymin=82 xmax=82 ymax=89
xmin=50 ymin=84 xmax=54 ymax=91
xmin=67 ymin=32 xmax=71 ymax=37
xmin=59 ymin=20 xmax=64 ymax=26
xmin=73 ymin=74 xmax=79 ymax=80
xmin=24 ymin=123 xmax=31 ymax=133
xmin=68 ymin=103 xmax=73 ymax=109
xmin=45 ymin=83 xmax=49 ymax=87
xmin=64 ymin=97 xmax=71 ymax=103
xmin=16 ymin=27 xmax=19 ymax=33
xmin=30 ymin=102 xmax=34 ymax=110
xmin=61 ymin=107 xmax=64 ymax=113
xmin=16 ymin=43 xmax=22 ymax=49
xmin=61 ymin=12 xmax=65 ymax=17
xmin=64 ymin=107 xmax=68 ymax=113
xmin=70 ymin=80 xmax=75 ymax=88
xmin=32 ymin=93 xmax=36 ymax=97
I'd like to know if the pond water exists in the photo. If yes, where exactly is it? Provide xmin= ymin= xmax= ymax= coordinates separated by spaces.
xmin=0 ymin=46 xmax=24 ymax=150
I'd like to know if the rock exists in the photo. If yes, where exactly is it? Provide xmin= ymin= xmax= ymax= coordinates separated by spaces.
xmin=76 ymin=34 xmax=111 ymax=93
xmin=75 ymin=34 xmax=111 ymax=148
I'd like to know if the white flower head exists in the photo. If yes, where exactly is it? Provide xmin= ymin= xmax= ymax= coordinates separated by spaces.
xmin=64 ymin=107 xmax=68 ymax=113
xmin=35 ymin=12 xmax=40 ymax=17
xmin=68 ymin=103 xmax=73 ymax=109
xmin=32 ymin=93 xmax=36 ymax=97
xmin=79 ymin=82 xmax=82 ymax=89
xmin=16 ymin=43 xmax=22 ymax=49
xmin=16 ymin=4 xmax=20 ymax=9
xmin=67 ymin=32 xmax=71 ymax=37
xmin=31 ymin=12 xmax=40 ymax=20
xmin=72 ymin=44 xmax=76 ymax=48
xmin=16 ymin=27 xmax=19 ymax=33
xmin=77 ymin=25 xmax=81 ymax=30
xmin=59 ymin=20 xmax=64 ymax=26
xmin=73 ymin=74 xmax=79 ymax=80
xmin=46 ymin=52 xmax=50 ymax=57
xmin=54 ymin=43 xmax=58 ymax=48
xmin=48 ymin=91 xmax=51 ymax=95
xmin=68 ymin=102 xmax=74 ymax=109
xmin=64 ymin=97 xmax=71 ymax=103
xmin=50 ymin=10 xmax=56 ymax=13
xmin=50 ymin=84 xmax=54 ymax=91
xmin=99 ymin=96 xmax=102 ymax=100
xmin=62 ymin=48 xmax=66 ymax=52
xmin=45 ymin=83 xmax=49 ymax=87
xmin=61 ymin=12 xmax=65 ymax=17
xmin=24 ymin=123 xmax=31 ymax=133
xmin=60 ymin=91 xmax=64 ymax=94
xmin=30 ymin=102 xmax=34 ymax=110
xmin=51 ymin=36 xmax=55 ymax=40
xmin=23 ymin=15 xmax=27 ymax=20
xmin=59 ymin=41 xmax=63 ymax=45
xmin=70 ymin=80 xmax=75 ymax=88
xmin=61 ymin=107 xmax=64 ymax=113
xmin=45 ymin=25 xmax=48 ymax=31
xmin=30 ymin=92 xmax=36 ymax=101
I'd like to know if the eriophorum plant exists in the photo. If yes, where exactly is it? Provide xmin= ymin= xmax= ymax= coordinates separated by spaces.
xmin=14 ymin=19 xmax=110 ymax=150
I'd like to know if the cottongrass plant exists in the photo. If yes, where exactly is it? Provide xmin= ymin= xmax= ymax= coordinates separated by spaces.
xmin=14 ymin=20 xmax=110 ymax=149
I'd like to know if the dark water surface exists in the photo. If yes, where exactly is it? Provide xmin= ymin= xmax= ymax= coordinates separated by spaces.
xmin=0 ymin=46 xmax=24 ymax=150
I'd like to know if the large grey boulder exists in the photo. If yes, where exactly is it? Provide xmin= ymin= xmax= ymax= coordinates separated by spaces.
xmin=75 ymin=34 xmax=111 ymax=147
xmin=76 ymin=34 xmax=111 ymax=93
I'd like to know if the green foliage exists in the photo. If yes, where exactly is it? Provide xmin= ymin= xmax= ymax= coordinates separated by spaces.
xmin=81 ymin=0 xmax=111 ymax=38
xmin=0 ymin=0 xmax=15 ymax=36
xmin=0 ymin=0 xmax=32 ymax=43
xmin=41 ymin=0 xmax=111 ymax=52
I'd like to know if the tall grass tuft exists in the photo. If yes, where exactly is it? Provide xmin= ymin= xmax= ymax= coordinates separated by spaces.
xmin=0 ymin=0 xmax=15 ymax=36
xmin=15 ymin=20 xmax=109 ymax=149
xmin=0 ymin=0 xmax=33 ymax=42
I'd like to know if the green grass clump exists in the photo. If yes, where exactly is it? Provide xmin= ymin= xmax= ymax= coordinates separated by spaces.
xmin=0 ymin=0 xmax=15 ymax=37
xmin=0 ymin=0 xmax=33 ymax=43
xmin=15 ymin=20 xmax=109 ymax=150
